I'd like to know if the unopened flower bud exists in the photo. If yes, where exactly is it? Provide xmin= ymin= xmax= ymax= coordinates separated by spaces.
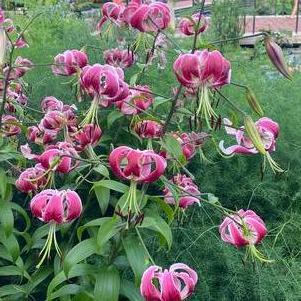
xmin=264 ymin=36 xmax=292 ymax=80
xmin=244 ymin=115 xmax=266 ymax=155
xmin=246 ymin=88 xmax=264 ymax=117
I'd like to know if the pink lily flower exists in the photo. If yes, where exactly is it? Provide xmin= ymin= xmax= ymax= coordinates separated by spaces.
xmin=3 ymin=18 xmax=14 ymax=33
xmin=103 ymin=48 xmax=135 ymax=69
xmin=177 ymin=132 xmax=197 ymax=160
xmin=115 ymin=85 xmax=153 ymax=115
xmin=52 ymin=49 xmax=88 ymax=76
xmin=164 ymin=174 xmax=200 ymax=209
xmin=219 ymin=209 xmax=267 ymax=247
xmin=15 ymin=35 xmax=28 ymax=48
xmin=0 ymin=9 xmax=14 ymax=32
xmin=176 ymin=132 xmax=208 ymax=161
xmin=41 ymin=96 xmax=64 ymax=113
xmin=178 ymin=13 xmax=208 ymax=36
xmin=38 ymin=142 xmax=79 ymax=173
xmin=122 ymin=0 xmax=140 ymax=25
xmin=40 ymin=110 xmax=67 ymax=131
xmin=71 ymin=123 xmax=102 ymax=152
xmin=134 ymin=119 xmax=163 ymax=139
xmin=96 ymin=2 xmax=125 ymax=32
xmin=27 ymin=126 xmax=58 ymax=145
xmin=15 ymin=164 xmax=47 ymax=193
xmin=6 ymin=83 xmax=28 ymax=111
xmin=219 ymin=117 xmax=279 ymax=155
xmin=1 ymin=115 xmax=21 ymax=137
xmin=173 ymin=50 xmax=231 ymax=125
xmin=4 ymin=56 xmax=33 ymax=80
xmin=30 ymin=189 xmax=82 ymax=268
xmin=109 ymin=146 xmax=167 ymax=183
xmin=30 ymin=189 xmax=82 ymax=224
xmin=39 ymin=103 xmax=77 ymax=132
xmin=128 ymin=2 xmax=171 ymax=32
xmin=173 ymin=50 xmax=231 ymax=89
xmin=140 ymin=263 xmax=198 ymax=301
xmin=80 ymin=64 xmax=129 ymax=107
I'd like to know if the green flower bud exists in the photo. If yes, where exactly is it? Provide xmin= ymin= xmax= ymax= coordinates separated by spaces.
xmin=244 ymin=115 xmax=266 ymax=155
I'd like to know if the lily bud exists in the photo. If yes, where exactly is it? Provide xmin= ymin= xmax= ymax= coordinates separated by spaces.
xmin=246 ymin=88 xmax=264 ymax=117
xmin=264 ymin=36 xmax=292 ymax=80
xmin=244 ymin=115 xmax=266 ymax=155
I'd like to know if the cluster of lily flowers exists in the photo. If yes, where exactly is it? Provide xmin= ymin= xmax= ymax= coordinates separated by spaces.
xmin=0 ymin=3 xmax=287 ymax=300
xmin=0 ymin=10 xmax=32 ymax=136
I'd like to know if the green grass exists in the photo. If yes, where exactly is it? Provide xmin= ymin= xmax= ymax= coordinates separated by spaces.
xmin=11 ymin=9 xmax=301 ymax=300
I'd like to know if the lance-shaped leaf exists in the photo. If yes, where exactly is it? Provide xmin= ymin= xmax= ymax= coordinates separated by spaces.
xmin=138 ymin=214 xmax=173 ymax=250
xmin=94 ymin=266 xmax=120 ymax=301
xmin=122 ymin=234 xmax=150 ymax=285
xmin=63 ymin=238 xmax=99 ymax=277
xmin=47 ymin=264 xmax=97 ymax=299
xmin=120 ymin=279 xmax=143 ymax=301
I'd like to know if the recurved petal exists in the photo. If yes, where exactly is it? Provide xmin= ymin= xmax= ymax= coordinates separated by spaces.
xmin=256 ymin=117 xmax=279 ymax=138
xmin=43 ymin=193 xmax=64 ymax=224
xmin=219 ymin=140 xmax=258 ymax=155
xmin=140 ymin=265 xmax=162 ymax=301
xmin=65 ymin=190 xmax=82 ymax=222
xmin=159 ymin=269 xmax=182 ymax=301
xmin=109 ymin=146 xmax=132 ymax=180
xmin=30 ymin=191 xmax=51 ymax=220
xmin=141 ymin=152 xmax=167 ymax=183
xmin=228 ymin=222 xmax=248 ymax=247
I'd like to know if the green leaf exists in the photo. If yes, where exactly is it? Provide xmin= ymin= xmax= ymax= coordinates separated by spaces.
xmin=97 ymin=216 xmax=120 ymax=249
xmin=77 ymin=217 xmax=111 ymax=241
xmin=0 ymin=245 xmax=12 ymax=262
xmin=0 ymin=169 xmax=8 ymax=200
xmin=94 ymin=266 xmax=120 ymax=301
xmin=47 ymin=264 xmax=97 ymax=299
xmin=207 ymin=193 xmax=220 ymax=205
xmin=93 ymin=180 xmax=129 ymax=194
xmin=0 ymin=229 xmax=20 ymax=262
xmin=139 ymin=215 xmax=172 ymax=249
xmin=94 ymin=185 xmax=110 ymax=216
xmin=25 ymin=267 xmax=52 ymax=294
xmin=0 ymin=284 xmax=26 ymax=298
xmin=0 ymin=146 xmax=22 ymax=163
xmin=32 ymin=224 xmax=51 ymax=242
xmin=130 ymin=73 xmax=138 ymax=86
xmin=63 ymin=238 xmax=98 ymax=277
xmin=107 ymin=110 xmax=124 ymax=128
xmin=72 ymin=291 xmax=94 ymax=301
xmin=162 ymin=135 xmax=186 ymax=165
xmin=152 ymin=196 xmax=175 ymax=224
xmin=11 ymin=202 xmax=31 ymax=233
xmin=176 ymin=107 xmax=193 ymax=115
xmin=93 ymin=165 xmax=110 ymax=178
xmin=120 ymin=279 xmax=143 ymax=301
xmin=50 ymin=284 xmax=82 ymax=300
xmin=0 ymin=201 xmax=14 ymax=237
xmin=153 ymin=97 xmax=171 ymax=111
xmin=122 ymin=234 xmax=150 ymax=285
xmin=0 ymin=265 xmax=29 ymax=279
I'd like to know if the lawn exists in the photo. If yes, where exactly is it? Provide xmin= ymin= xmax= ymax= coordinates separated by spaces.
xmin=7 ymin=6 xmax=301 ymax=300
